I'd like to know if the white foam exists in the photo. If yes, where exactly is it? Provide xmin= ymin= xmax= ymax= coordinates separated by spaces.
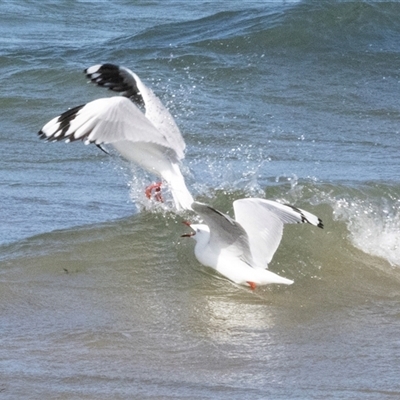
xmin=333 ymin=196 xmax=400 ymax=267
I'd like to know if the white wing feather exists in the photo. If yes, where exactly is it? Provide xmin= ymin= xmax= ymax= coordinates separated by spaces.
xmin=233 ymin=199 xmax=284 ymax=268
xmin=124 ymin=68 xmax=186 ymax=160
xmin=40 ymin=97 xmax=173 ymax=149
xmin=233 ymin=198 xmax=323 ymax=269
xmin=84 ymin=64 xmax=185 ymax=160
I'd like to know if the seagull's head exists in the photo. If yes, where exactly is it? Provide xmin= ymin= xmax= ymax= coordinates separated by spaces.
xmin=181 ymin=222 xmax=210 ymax=243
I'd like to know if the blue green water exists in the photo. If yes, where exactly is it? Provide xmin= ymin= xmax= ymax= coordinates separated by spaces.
xmin=1 ymin=1 xmax=400 ymax=398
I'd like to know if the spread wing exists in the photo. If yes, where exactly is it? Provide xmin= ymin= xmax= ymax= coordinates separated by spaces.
xmin=233 ymin=198 xmax=323 ymax=269
xmin=38 ymin=97 xmax=178 ymax=160
xmin=191 ymin=202 xmax=253 ymax=265
xmin=85 ymin=63 xmax=186 ymax=160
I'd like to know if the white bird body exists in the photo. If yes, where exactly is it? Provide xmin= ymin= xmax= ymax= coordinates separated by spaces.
xmin=184 ymin=199 xmax=323 ymax=288
xmin=38 ymin=64 xmax=193 ymax=211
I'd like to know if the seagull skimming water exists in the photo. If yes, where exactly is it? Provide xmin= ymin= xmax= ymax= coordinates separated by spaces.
xmin=38 ymin=63 xmax=194 ymax=211
xmin=182 ymin=199 xmax=323 ymax=289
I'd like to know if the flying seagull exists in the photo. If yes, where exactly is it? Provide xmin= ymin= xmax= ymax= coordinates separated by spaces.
xmin=38 ymin=63 xmax=194 ymax=211
xmin=182 ymin=199 xmax=323 ymax=289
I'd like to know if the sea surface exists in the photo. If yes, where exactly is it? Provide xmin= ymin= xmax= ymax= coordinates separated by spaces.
xmin=1 ymin=1 xmax=400 ymax=399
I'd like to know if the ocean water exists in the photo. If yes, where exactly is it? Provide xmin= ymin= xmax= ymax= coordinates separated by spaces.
xmin=1 ymin=1 xmax=400 ymax=398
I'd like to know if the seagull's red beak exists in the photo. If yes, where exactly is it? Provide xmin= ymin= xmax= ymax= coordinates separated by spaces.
xmin=181 ymin=221 xmax=195 ymax=237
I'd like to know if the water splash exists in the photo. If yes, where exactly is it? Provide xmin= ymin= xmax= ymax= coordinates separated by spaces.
xmin=332 ymin=194 xmax=400 ymax=267
xmin=127 ymin=164 xmax=180 ymax=214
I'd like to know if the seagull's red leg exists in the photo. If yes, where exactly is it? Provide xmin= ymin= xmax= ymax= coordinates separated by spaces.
xmin=145 ymin=182 xmax=164 ymax=203
xmin=154 ymin=183 xmax=163 ymax=203
xmin=247 ymin=281 xmax=257 ymax=290
xmin=145 ymin=183 xmax=156 ymax=199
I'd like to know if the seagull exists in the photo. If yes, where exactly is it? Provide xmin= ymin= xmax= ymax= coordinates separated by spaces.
xmin=38 ymin=63 xmax=194 ymax=211
xmin=182 ymin=199 xmax=323 ymax=289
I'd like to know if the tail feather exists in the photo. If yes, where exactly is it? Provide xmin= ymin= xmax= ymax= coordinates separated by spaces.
xmin=162 ymin=164 xmax=193 ymax=211
xmin=258 ymin=269 xmax=294 ymax=285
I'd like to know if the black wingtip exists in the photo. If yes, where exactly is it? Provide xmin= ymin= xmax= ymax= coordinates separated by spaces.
xmin=96 ymin=144 xmax=110 ymax=155
xmin=84 ymin=63 xmax=145 ymax=107
xmin=37 ymin=129 xmax=52 ymax=141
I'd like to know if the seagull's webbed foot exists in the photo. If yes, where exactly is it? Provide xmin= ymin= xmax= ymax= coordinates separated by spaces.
xmin=145 ymin=182 xmax=164 ymax=203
